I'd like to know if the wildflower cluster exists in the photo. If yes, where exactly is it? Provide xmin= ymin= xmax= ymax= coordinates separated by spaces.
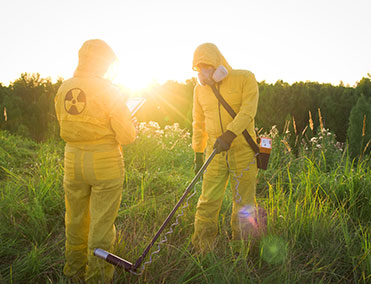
xmin=301 ymin=128 xmax=344 ymax=170
xmin=136 ymin=121 xmax=191 ymax=150
xmin=138 ymin=121 xmax=164 ymax=138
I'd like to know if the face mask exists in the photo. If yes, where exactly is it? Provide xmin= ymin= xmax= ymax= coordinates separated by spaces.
xmin=198 ymin=67 xmax=215 ymax=86
xmin=198 ymin=65 xmax=228 ymax=86
xmin=212 ymin=65 xmax=228 ymax=83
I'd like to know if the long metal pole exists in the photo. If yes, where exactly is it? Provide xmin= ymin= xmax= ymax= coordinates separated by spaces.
xmin=94 ymin=149 xmax=217 ymax=272
xmin=132 ymin=149 xmax=217 ymax=270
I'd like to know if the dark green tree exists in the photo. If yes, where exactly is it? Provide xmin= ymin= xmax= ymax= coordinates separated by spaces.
xmin=355 ymin=75 xmax=371 ymax=99
xmin=347 ymin=95 xmax=371 ymax=159
xmin=136 ymin=79 xmax=195 ymax=130
xmin=1 ymin=73 xmax=62 ymax=141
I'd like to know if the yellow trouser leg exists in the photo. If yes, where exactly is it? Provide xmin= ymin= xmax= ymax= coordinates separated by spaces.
xmin=192 ymin=151 xmax=229 ymax=252
xmin=85 ymin=178 xmax=123 ymax=284
xmin=63 ymin=144 xmax=124 ymax=283
xmin=192 ymin=142 xmax=258 ymax=251
xmin=64 ymin=179 xmax=90 ymax=278
xmin=228 ymin=148 xmax=258 ymax=240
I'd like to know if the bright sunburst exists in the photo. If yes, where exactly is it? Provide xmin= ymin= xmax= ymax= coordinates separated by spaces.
xmin=105 ymin=59 xmax=160 ymax=94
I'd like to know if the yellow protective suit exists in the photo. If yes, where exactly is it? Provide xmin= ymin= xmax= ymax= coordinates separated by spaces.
xmin=55 ymin=39 xmax=136 ymax=283
xmin=191 ymin=43 xmax=259 ymax=252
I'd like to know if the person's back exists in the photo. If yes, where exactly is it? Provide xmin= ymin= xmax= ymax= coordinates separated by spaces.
xmin=56 ymin=76 xmax=134 ymax=145
xmin=55 ymin=39 xmax=136 ymax=283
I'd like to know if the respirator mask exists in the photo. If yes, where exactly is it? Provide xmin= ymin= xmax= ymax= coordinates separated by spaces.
xmin=198 ymin=65 xmax=228 ymax=86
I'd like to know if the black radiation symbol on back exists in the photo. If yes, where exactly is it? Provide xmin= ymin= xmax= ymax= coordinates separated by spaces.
xmin=64 ymin=88 xmax=86 ymax=115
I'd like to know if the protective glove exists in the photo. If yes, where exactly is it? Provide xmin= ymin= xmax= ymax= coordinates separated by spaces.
xmin=213 ymin=130 xmax=237 ymax=154
xmin=194 ymin=152 xmax=204 ymax=175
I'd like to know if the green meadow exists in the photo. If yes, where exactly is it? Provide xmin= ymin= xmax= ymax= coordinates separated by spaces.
xmin=0 ymin=121 xmax=370 ymax=283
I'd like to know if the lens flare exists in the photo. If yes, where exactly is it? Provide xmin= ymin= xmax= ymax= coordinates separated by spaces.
xmin=238 ymin=205 xmax=258 ymax=230
xmin=260 ymin=235 xmax=288 ymax=264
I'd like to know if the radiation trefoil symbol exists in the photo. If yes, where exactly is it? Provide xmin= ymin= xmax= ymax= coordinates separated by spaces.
xmin=64 ymin=88 xmax=86 ymax=115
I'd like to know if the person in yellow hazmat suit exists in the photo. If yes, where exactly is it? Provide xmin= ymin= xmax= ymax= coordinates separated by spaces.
xmin=191 ymin=43 xmax=259 ymax=253
xmin=55 ymin=39 xmax=136 ymax=283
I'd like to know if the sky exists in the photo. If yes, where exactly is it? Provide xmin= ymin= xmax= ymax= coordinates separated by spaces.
xmin=0 ymin=0 xmax=370 ymax=90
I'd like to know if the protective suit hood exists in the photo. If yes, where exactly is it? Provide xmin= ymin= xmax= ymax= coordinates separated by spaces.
xmin=74 ymin=39 xmax=117 ymax=78
xmin=192 ymin=43 xmax=232 ymax=74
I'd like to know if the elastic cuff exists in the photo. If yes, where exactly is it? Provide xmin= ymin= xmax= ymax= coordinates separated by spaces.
xmin=223 ymin=130 xmax=237 ymax=144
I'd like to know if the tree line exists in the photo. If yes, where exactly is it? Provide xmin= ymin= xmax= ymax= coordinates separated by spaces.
xmin=1 ymin=73 xmax=370 ymax=158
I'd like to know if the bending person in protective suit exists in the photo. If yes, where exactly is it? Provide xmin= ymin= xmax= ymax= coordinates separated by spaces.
xmin=191 ymin=43 xmax=260 ymax=253
xmin=55 ymin=39 xmax=136 ymax=283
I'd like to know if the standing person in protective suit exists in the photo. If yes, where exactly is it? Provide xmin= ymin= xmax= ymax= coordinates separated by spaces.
xmin=191 ymin=43 xmax=259 ymax=253
xmin=55 ymin=39 xmax=136 ymax=283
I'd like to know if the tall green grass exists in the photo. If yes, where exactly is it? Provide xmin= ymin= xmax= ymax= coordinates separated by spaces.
xmin=0 ymin=123 xmax=370 ymax=283
xmin=0 ymin=131 xmax=65 ymax=283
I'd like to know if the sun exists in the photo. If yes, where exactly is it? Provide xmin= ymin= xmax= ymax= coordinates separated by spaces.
xmin=104 ymin=59 xmax=160 ymax=94
xmin=115 ymin=67 xmax=154 ymax=93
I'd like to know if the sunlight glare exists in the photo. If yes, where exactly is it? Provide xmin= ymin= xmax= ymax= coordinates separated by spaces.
xmin=111 ymin=59 xmax=162 ymax=94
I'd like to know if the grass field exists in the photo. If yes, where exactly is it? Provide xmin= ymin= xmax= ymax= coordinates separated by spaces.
xmin=0 ymin=122 xmax=370 ymax=283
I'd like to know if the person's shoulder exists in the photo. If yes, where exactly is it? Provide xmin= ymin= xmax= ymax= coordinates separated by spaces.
xmin=106 ymin=81 xmax=121 ymax=94
xmin=194 ymin=83 xmax=205 ymax=95
xmin=92 ymin=77 xmax=116 ymax=90
xmin=106 ymin=83 xmax=128 ymax=107
xmin=230 ymin=69 xmax=255 ymax=78
xmin=230 ymin=70 xmax=257 ymax=85
xmin=56 ymin=77 xmax=74 ymax=93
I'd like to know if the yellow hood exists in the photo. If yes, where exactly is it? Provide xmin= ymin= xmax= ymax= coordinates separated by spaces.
xmin=74 ymin=39 xmax=117 ymax=78
xmin=192 ymin=43 xmax=232 ymax=73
